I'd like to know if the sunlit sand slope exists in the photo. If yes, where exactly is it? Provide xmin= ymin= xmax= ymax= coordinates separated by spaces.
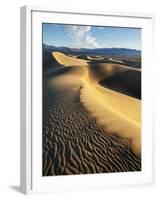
xmin=53 ymin=52 xmax=141 ymax=158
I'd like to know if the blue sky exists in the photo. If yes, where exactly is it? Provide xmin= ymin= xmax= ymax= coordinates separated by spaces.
xmin=43 ymin=23 xmax=141 ymax=50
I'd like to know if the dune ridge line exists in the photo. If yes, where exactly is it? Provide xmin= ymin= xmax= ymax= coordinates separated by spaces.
xmin=53 ymin=51 xmax=141 ymax=158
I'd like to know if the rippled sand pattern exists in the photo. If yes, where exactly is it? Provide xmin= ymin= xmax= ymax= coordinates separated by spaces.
xmin=43 ymin=89 xmax=141 ymax=176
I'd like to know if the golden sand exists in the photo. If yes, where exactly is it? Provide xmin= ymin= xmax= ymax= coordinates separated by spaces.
xmin=52 ymin=52 xmax=88 ymax=66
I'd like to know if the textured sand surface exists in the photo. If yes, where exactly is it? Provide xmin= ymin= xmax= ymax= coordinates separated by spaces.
xmin=43 ymin=51 xmax=141 ymax=176
xmin=43 ymin=89 xmax=141 ymax=176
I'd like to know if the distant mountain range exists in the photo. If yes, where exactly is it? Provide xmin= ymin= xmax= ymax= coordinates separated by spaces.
xmin=43 ymin=43 xmax=141 ymax=56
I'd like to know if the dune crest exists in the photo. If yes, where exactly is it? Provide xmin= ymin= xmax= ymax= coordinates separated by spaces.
xmin=53 ymin=51 xmax=88 ymax=66
xmin=53 ymin=51 xmax=141 ymax=158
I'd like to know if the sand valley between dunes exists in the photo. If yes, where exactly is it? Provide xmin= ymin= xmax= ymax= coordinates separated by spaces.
xmin=42 ymin=51 xmax=141 ymax=176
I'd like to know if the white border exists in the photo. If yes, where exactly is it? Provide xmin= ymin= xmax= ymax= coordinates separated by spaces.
xmin=20 ymin=6 xmax=154 ymax=194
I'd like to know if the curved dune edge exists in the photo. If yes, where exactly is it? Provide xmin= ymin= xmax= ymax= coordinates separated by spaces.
xmin=53 ymin=51 xmax=141 ymax=158
xmin=52 ymin=52 xmax=89 ymax=66
xmin=80 ymin=84 xmax=141 ymax=158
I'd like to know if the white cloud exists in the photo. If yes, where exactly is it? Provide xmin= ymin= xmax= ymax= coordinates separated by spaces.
xmin=64 ymin=25 xmax=100 ymax=48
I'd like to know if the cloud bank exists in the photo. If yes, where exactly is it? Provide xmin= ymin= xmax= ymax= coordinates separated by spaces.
xmin=64 ymin=25 xmax=100 ymax=48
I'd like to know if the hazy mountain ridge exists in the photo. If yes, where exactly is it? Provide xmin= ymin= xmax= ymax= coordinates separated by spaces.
xmin=43 ymin=43 xmax=141 ymax=56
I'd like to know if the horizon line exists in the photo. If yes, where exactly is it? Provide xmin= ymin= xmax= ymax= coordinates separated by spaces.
xmin=43 ymin=43 xmax=141 ymax=51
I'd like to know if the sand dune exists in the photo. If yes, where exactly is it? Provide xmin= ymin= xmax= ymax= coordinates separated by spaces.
xmin=42 ymin=51 xmax=141 ymax=176
xmin=53 ymin=52 xmax=141 ymax=158
xmin=87 ymin=56 xmax=104 ymax=61
xmin=52 ymin=52 xmax=89 ymax=66
xmin=109 ymin=58 xmax=124 ymax=63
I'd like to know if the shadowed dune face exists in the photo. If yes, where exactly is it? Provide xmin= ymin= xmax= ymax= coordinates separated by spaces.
xmin=43 ymin=51 xmax=141 ymax=176
xmin=87 ymin=63 xmax=140 ymax=84
xmin=100 ymin=70 xmax=141 ymax=99
xmin=43 ymin=51 xmax=61 ymax=72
